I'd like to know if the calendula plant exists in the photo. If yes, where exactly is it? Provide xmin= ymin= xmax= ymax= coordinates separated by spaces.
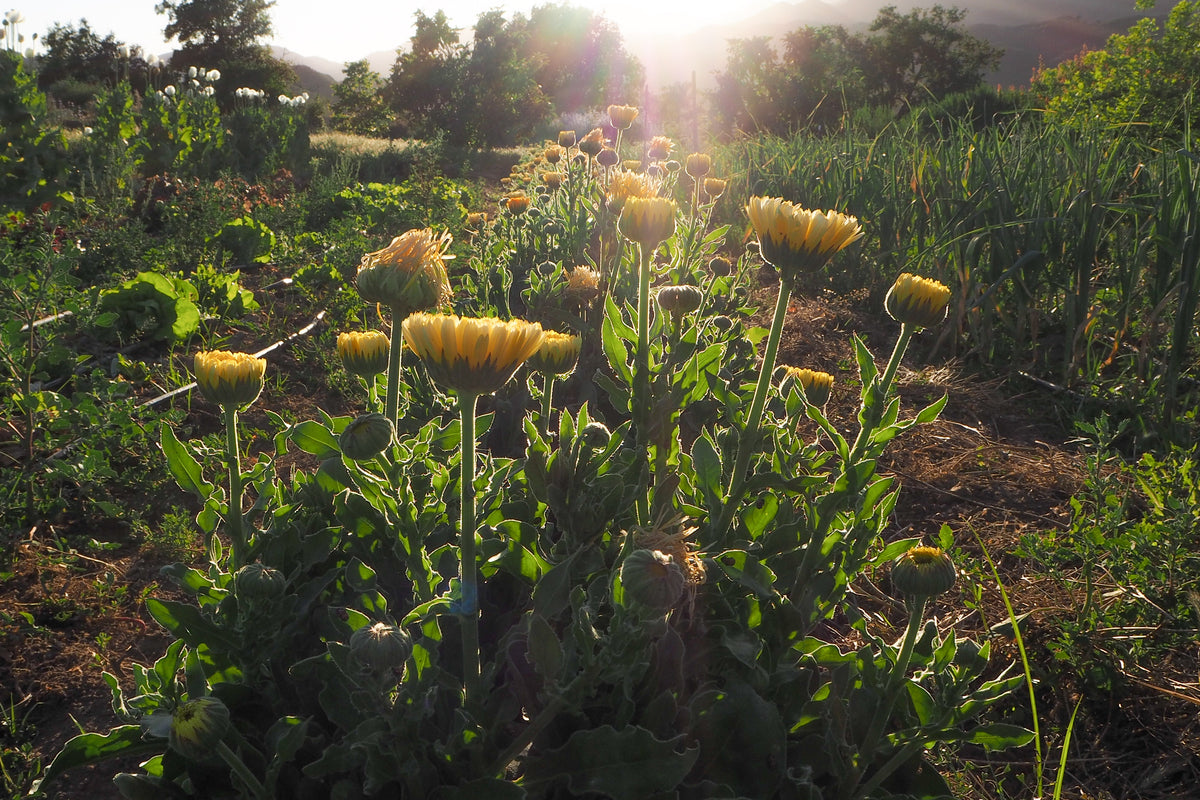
xmin=42 ymin=122 xmax=1031 ymax=800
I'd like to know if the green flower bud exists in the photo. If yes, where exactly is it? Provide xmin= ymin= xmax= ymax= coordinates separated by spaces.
xmin=348 ymin=622 xmax=412 ymax=685
xmin=168 ymin=697 xmax=230 ymax=762
xmin=339 ymin=413 xmax=394 ymax=461
xmin=580 ymin=422 xmax=611 ymax=449
xmin=891 ymin=546 xmax=957 ymax=598
xmin=233 ymin=562 xmax=285 ymax=603
xmin=620 ymin=549 xmax=686 ymax=613
xmin=656 ymin=285 xmax=704 ymax=320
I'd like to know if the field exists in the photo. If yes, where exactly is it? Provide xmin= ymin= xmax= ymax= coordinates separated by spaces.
xmin=6 ymin=52 xmax=1200 ymax=800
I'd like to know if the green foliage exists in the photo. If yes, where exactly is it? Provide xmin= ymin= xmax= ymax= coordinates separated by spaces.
xmin=0 ymin=51 xmax=71 ymax=210
xmin=210 ymin=215 xmax=275 ymax=264
xmin=331 ymin=60 xmax=391 ymax=137
xmin=99 ymin=271 xmax=201 ymax=344
xmin=1033 ymin=0 xmax=1200 ymax=138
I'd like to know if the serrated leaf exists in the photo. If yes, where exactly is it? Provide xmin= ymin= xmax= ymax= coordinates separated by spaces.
xmin=38 ymin=726 xmax=159 ymax=790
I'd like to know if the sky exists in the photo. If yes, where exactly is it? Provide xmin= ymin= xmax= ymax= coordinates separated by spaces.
xmin=12 ymin=0 xmax=784 ymax=64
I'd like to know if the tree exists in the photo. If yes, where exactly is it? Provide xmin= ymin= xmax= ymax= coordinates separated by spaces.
xmin=155 ymin=0 xmax=293 ymax=104
xmin=464 ymin=11 xmax=550 ymax=146
xmin=525 ymin=4 xmax=643 ymax=115
xmin=385 ymin=10 xmax=467 ymax=142
xmin=38 ymin=21 xmax=146 ymax=105
xmin=331 ymin=59 xmax=390 ymax=137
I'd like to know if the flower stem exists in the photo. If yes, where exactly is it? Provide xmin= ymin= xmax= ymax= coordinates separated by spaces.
xmin=222 ymin=405 xmax=246 ymax=570
xmin=714 ymin=279 xmax=792 ymax=540
xmin=459 ymin=392 xmax=481 ymax=704
xmin=539 ymin=374 xmax=554 ymax=439
xmin=215 ymin=740 xmax=267 ymax=799
xmin=635 ymin=243 xmax=654 ymax=524
xmin=848 ymin=323 xmax=913 ymax=464
xmin=385 ymin=308 xmax=404 ymax=429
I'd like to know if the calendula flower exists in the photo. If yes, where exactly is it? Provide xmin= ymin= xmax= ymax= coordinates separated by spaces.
xmin=619 ymin=196 xmax=677 ymax=248
xmin=402 ymin=313 xmax=544 ymax=396
xmin=779 ymin=366 xmax=833 ymax=407
xmin=563 ymin=266 xmax=602 ymax=308
xmin=596 ymin=147 xmax=620 ymax=168
xmin=579 ymin=128 xmax=606 ymax=157
xmin=647 ymin=136 xmax=674 ymax=161
xmin=656 ymin=285 xmax=704 ymax=320
xmin=544 ymin=144 xmax=562 ymax=164
xmin=194 ymin=350 xmax=266 ymax=408
xmin=467 ymin=212 xmax=488 ymax=229
xmin=685 ymin=153 xmax=712 ymax=179
xmin=891 ymin=546 xmax=957 ymax=598
xmin=884 ymin=273 xmax=951 ymax=328
xmin=622 ymin=159 xmax=643 ymax=172
xmin=338 ymin=330 xmax=390 ymax=378
xmin=505 ymin=192 xmax=531 ymax=215
xmin=608 ymin=104 xmax=639 ymax=130
xmin=356 ymin=228 xmax=452 ymax=315
xmin=541 ymin=172 xmax=564 ymax=190
xmin=169 ymin=698 xmax=230 ymax=762
xmin=607 ymin=170 xmax=659 ymax=213
xmin=558 ymin=130 xmax=576 ymax=148
xmin=702 ymin=178 xmax=727 ymax=202
xmin=528 ymin=330 xmax=582 ymax=375
xmin=746 ymin=197 xmax=863 ymax=285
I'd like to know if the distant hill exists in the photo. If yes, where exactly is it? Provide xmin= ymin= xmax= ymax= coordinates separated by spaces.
xmin=273 ymin=1 xmax=1173 ymax=94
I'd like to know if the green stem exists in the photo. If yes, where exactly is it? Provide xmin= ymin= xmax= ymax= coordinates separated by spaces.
xmin=385 ymin=309 xmax=404 ymax=429
xmin=714 ymin=280 xmax=792 ymax=540
xmin=215 ymin=740 xmax=267 ymax=799
xmin=845 ymin=594 xmax=928 ymax=800
xmin=635 ymin=243 xmax=654 ymax=524
xmin=223 ymin=405 xmax=246 ymax=570
xmin=459 ymin=392 xmax=481 ymax=704
xmin=539 ymin=374 xmax=554 ymax=440
xmin=848 ymin=323 xmax=914 ymax=464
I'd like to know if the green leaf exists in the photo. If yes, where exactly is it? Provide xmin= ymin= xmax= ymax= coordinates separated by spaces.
xmin=522 ymin=725 xmax=698 ymax=799
xmin=290 ymin=420 xmax=340 ymax=458
xmin=527 ymin=613 xmax=563 ymax=680
xmin=906 ymin=682 xmax=937 ymax=726
xmin=712 ymin=550 xmax=778 ymax=598
xmin=160 ymin=424 xmax=213 ymax=499
xmin=38 ymin=726 xmax=160 ymax=790
xmin=602 ymin=312 xmax=632 ymax=384
xmin=964 ymin=722 xmax=1036 ymax=750
xmin=690 ymin=431 xmax=723 ymax=507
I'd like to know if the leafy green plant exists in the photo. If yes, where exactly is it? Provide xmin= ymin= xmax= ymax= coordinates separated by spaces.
xmin=98 ymin=271 xmax=201 ymax=344
xmin=209 ymin=216 xmax=276 ymax=265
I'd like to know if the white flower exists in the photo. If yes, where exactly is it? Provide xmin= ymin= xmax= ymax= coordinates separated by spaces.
xmin=83 ymin=126 xmax=93 ymax=135
xmin=203 ymin=85 xmax=214 ymax=96
xmin=155 ymin=90 xmax=164 ymax=100
xmin=206 ymin=69 xmax=220 ymax=82
xmin=278 ymin=94 xmax=288 ymax=104
xmin=5 ymin=10 xmax=25 ymax=24
xmin=23 ymin=47 xmax=33 ymax=58
xmin=118 ymin=44 xmax=130 ymax=59
xmin=164 ymin=85 xmax=176 ymax=96
xmin=147 ymin=53 xmax=161 ymax=68
xmin=187 ymin=66 xmax=197 ymax=78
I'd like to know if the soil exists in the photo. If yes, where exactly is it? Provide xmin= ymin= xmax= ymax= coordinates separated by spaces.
xmin=4 ymin=268 xmax=1197 ymax=799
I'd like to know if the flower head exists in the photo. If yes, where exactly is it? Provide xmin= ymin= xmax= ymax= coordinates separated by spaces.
xmin=596 ymin=147 xmax=620 ymax=168
xmin=169 ymin=698 xmax=230 ymax=762
xmin=746 ymin=197 xmax=863 ymax=285
xmin=558 ymin=130 xmax=577 ymax=148
xmin=884 ymin=273 xmax=951 ymax=328
xmin=891 ymin=546 xmax=957 ymax=598
xmin=541 ymin=172 xmax=564 ymax=191
xmin=647 ymin=136 xmax=674 ymax=161
xmin=619 ymin=196 xmax=677 ymax=248
xmin=544 ymin=144 xmax=562 ymax=164
xmin=606 ymin=170 xmax=659 ymax=213
xmin=528 ymin=331 xmax=582 ymax=375
xmin=779 ymin=366 xmax=833 ymax=407
xmin=607 ymin=104 xmax=639 ymax=130
xmin=194 ymin=350 xmax=266 ymax=408
xmin=338 ymin=330 xmax=390 ymax=378
xmin=356 ymin=228 xmax=452 ymax=315
xmin=685 ymin=153 xmax=712 ymax=179
xmin=702 ymin=178 xmax=727 ymax=202
xmin=402 ymin=313 xmax=544 ymax=396
xmin=579 ymin=128 xmax=606 ymax=157
xmin=505 ymin=192 xmax=532 ymax=215
xmin=563 ymin=266 xmax=602 ymax=309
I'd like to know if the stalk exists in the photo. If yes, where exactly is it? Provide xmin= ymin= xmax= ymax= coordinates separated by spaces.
xmin=714 ymin=279 xmax=793 ymax=539
xmin=848 ymin=323 xmax=913 ymax=464
xmin=385 ymin=309 xmax=404 ymax=429
xmin=539 ymin=373 xmax=555 ymax=439
xmin=215 ymin=740 xmax=267 ymax=799
xmin=458 ymin=392 xmax=481 ymax=703
xmin=634 ymin=243 xmax=654 ymax=524
xmin=222 ymin=405 xmax=247 ymax=570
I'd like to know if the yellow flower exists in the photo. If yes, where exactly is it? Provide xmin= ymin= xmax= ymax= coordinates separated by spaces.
xmin=647 ymin=135 xmax=674 ymax=161
xmin=884 ymin=273 xmax=952 ymax=328
xmin=779 ymin=366 xmax=833 ymax=407
xmin=558 ymin=130 xmax=577 ymax=148
xmin=891 ymin=546 xmax=956 ymax=597
xmin=702 ymin=178 xmax=727 ymax=202
xmin=194 ymin=350 xmax=266 ymax=408
xmin=540 ymin=172 xmax=564 ymax=190
xmin=607 ymin=104 xmax=639 ymax=130
xmin=544 ymin=144 xmax=562 ymax=164
xmin=619 ymin=196 xmax=677 ymax=248
xmin=402 ymin=313 xmax=544 ymax=396
xmin=746 ymin=197 xmax=863 ymax=285
xmin=622 ymin=159 xmax=643 ymax=173
xmin=563 ymin=266 xmax=602 ymax=308
xmin=338 ymin=330 xmax=390 ymax=378
xmin=505 ymin=192 xmax=532 ymax=215
xmin=685 ymin=153 xmax=712 ymax=179
xmin=607 ymin=170 xmax=659 ymax=213
xmin=528 ymin=330 xmax=582 ymax=375
xmin=579 ymin=128 xmax=606 ymax=157
xmin=467 ymin=212 xmax=488 ymax=230
xmin=356 ymin=228 xmax=452 ymax=316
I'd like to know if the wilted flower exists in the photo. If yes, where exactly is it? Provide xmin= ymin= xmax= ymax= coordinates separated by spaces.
xmin=779 ymin=366 xmax=833 ymax=407
xmin=606 ymin=170 xmax=658 ymax=213
xmin=607 ymin=104 xmax=639 ymax=130
xmin=647 ymin=136 xmax=674 ymax=161
xmin=402 ymin=313 xmax=544 ymax=396
xmin=619 ymin=196 xmax=677 ymax=249
xmin=746 ymin=196 xmax=863 ymax=285
xmin=527 ymin=330 xmax=582 ymax=375
xmin=541 ymin=172 xmax=564 ymax=190
xmin=338 ymin=330 xmax=390 ymax=378
xmin=194 ymin=351 xmax=266 ymax=409
xmin=685 ymin=153 xmax=712 ymax=179
xmin=356 ymin=228 xmax=453 ymax=316
xmin=563 ymin=266 xmax=602 ymax=308
xmin=578 ymin=128 xmax=606 ymax=157
xmin=884 ymin=273 xmax=951 ymax=328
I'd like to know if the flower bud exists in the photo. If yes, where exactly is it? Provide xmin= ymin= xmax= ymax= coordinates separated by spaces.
xmin=702 ymin=178 xmax=727 ymax=202
xmin=607 ymin=104 xmax=639 ymax=130
xmin=884 ymin=273 xmax=951 ymax=328
xmin=656 ymin=285 xmax=703 ymax=320
xmin=557 ymin=130 xmax=576 ymax=149
xmin=779 ymin=366 xmax=833 ymax=407
xmin=685 ymin=153 xmax=712 ymax=179
xmin=580 ymin=421 xmax=611 ymax=448
xmin=338 ymin=330 xmax=389 ymax=378
xmin=339 ymin=413 xmax=395 ymax=461
xmin=618 ymin=196 xmax=677 ymax=248
xmin=348 ymin=622 xmax=412 ymax=685
xmin=709 ymin=256 xmax=732 ymax=277
xmin=527 ymin=331 xmax=582 ymax=376
xmin=168 ymin=698 xmax=230 ymax=762
xmin=194 ymin=351 xmax=266 ymax=409
xmin=891 ymin=546 xmax=957 ymax=598
xmin=620 ymin=549 xmax=686 ymax=613
xmin=596 ymin=147 xmax=620 ymax=168
xmin=579 ymin=128 xmax=606 ymax=158
xmin=232 ymin=562 xmax=285 ymax=603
